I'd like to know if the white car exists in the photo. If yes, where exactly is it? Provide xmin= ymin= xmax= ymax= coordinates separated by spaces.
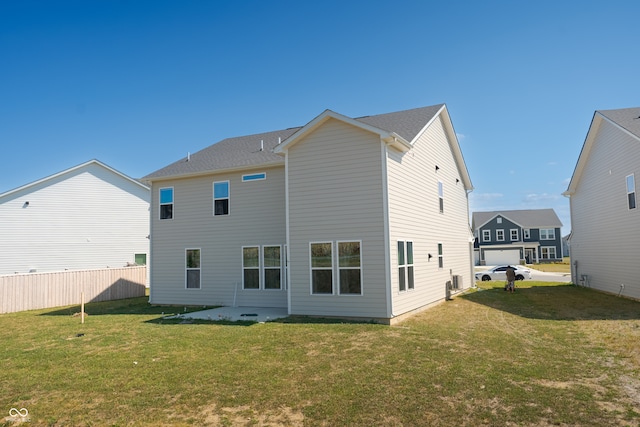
xmin=475 ymin=265 xmax=532 ymax=281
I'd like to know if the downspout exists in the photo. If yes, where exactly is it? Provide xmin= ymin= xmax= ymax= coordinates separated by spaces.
xmin=284 ymin=154 xmax=292 ymax=314
xmin=381 ymin=140 xmax=395 ymax=319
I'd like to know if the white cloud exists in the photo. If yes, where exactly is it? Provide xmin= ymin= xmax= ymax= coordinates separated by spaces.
xmin=456 ymin=133 xmax=465 ymax=141
xmin=523 ymin=193 xmax=560 ymax=204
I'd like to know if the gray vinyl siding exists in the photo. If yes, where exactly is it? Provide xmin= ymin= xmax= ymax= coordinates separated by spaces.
xmin=0 ymin=163 xmax=149 ymax=276
xmin=387 ymin=115 xmax=473 ymax=315
xmin=149 ymin=166 xmax=287 ymax=307
xmin=569 ymin=119 xmax=640 ymax=300
xmin=286 ymin=118 xmax=388 ymax=318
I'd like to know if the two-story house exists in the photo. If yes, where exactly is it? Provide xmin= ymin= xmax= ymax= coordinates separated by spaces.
xmin=563 ymin=107 xmax=640 ymax=300
xmin=472 ymin=209 xmax=563 ymax=265
xmin=143 ymin=104 xmax=475 ymax=324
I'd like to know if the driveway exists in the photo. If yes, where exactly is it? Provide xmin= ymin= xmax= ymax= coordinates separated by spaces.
xmin=475 ymin=266 xmax=572 ymax=283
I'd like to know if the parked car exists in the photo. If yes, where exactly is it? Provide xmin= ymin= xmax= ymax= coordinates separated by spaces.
xmin=475 ymin=265 xmax=531 ymax=281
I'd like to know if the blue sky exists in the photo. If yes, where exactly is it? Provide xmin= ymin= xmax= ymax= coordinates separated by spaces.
xmin=2 ymin=1 xmax=639 ymax=236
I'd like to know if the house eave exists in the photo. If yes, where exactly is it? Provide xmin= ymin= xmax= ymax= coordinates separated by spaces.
xmin=143 ymin=161 xmax=284 ymax=184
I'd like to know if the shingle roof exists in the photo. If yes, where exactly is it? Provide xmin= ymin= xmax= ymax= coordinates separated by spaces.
xmin=144 ymin=105 xmax=445 ymax=180
xmin=472 ymin=208 xmax=562 ymax=230
xmin=598 ymin=107 xmax=640 ymax=139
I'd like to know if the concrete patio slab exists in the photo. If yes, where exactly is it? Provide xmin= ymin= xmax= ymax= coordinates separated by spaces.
xmin=184 ymin=306 xmax=288 ymax=323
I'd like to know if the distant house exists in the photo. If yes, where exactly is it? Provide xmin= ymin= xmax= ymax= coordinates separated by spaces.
xmin=563 ymin=107 xmax=640 ymax=300
xmin=0 ymin=160 xmax=150 ymax=275
xmin=143 ymin=104 xmax=475 ymax=324
xmin=472 ymin=209 xmax=563 ymax=265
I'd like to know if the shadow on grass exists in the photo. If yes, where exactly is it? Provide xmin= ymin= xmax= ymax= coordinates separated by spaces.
xmin=39 ymin=296 xmax=216 ymax=317
xmin=461 ymin=282 xmax=640 ymax=321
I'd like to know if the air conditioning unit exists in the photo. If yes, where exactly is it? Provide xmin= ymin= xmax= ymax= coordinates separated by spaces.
xmin=451 ymin=275 xmax=462 ymax=290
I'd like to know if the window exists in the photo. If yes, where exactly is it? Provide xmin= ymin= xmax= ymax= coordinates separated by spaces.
xmin=263 ymin=246 xmax=281 ymax=290
xmin=540 ymin=228 xmax=555 ymax=240
xmin=213 ymin=181 xmax=229 ymax=216
xmin=438 ymin=181 xmax=444 ymax=213
xmin=397 ymin=241 xmax=414 ymax=292
xmin=185 ymin=249 xmax=201 ymax=289
xmin=242 ymin=247 xmax=260 ymax=289
xmin=541 ymin=246 xmax=557 ymax=260
xmin=497 ymin=217 xmax=502 ymax=224
xmin=243 ymin=172 xmax=266 ymax=182
xmin=160 ymin=187 xmax=173 ymax=220
xmin=482 ymin=230 xmax=491 ymax=242
xmin=438 ymin=243 xmax=444 ymax=269
xmin=338 ymin=241 xmax=362 ymax=295
xmin=496 ymin=229 xmax=505 ymax=241
xmin=627 ymin=174 xmax=636 ymax=210
xmin=510 ymin=229 xmax=519 ymax=241
xmin=398 ymin=241 xmax=406 ymax=291
xmin=134 ymin=253 xmax=147 ymax=266
xmin=311 ymin=243 xmax=333 ymax=294
xmin=524 ymin=229 xmax=530 ymax=239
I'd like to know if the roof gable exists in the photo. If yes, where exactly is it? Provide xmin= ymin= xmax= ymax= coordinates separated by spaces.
xmin=145 ymin=104 xmax=457 ymax=181
xmin=472 ymin=209 xmax=562 ymax=230
xmin=0 ymin=159 xmax=149 ymax=202
xmin=564 ymin=107 xmax=640 ymax=196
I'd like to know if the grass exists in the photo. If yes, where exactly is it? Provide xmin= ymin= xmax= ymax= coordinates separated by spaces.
xmin=1 ymin=282 xmax=639 ymax=426
xmin=531 ymin=257 xmax=572 ymax=273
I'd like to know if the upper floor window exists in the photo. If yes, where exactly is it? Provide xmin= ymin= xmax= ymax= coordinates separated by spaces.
xmin=160 ymin=187 xmax=173 ymax=220
xmin=496 ymin=229 xmax=505 ymax=241
xmin=213 ymin=181 xmax=229 ymax=216
xmin=540 ymin=228 xmax=555 ymax=240
xmin=243 ymin=172 xmax=266 ymax=182
xmin=438 ymin=181 xmax=444 ymax=213
xmin=437 ymin=243 xmax=444 ymax=269
xmin=524 ymin=229 xmax=530 ymax=239
xmin=510 ymin=229 xmax=519 ymax=241
xmin=627 ymin=174 xmax=636 ymax=210
xmin=482 ymin=230 xmax=491 ymax=242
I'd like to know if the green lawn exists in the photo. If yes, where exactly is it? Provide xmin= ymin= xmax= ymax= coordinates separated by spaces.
xmin=1 ymin=282 xmax=639 ymax=426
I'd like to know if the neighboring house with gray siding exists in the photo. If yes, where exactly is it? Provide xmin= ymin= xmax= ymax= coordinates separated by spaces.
xmin=0 ymin=159 xmax=150 ymax=276
xmin=563 ymin=107 xmax=640 ymax=301
xmin=144 ymin=104 xmax=474 ymax=324
xmin=472 ymin=209 xmax=563 ymax=265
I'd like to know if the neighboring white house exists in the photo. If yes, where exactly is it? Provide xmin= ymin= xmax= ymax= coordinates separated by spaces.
xmin=563 ymin=107 xmax=640 ymax=301
xmin=0 ymin=159 xmax=150 ymax=276
xmin=143 ymin=104 xmax=475 ymax=324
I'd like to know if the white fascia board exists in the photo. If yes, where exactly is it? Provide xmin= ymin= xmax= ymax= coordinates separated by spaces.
xmin=0 ymin=159 xmax=148 ymax=200
xmin=273 ymin=109 xmax=409 ymax=153
xmin=142 ymin=161 xmax=284 ymax=184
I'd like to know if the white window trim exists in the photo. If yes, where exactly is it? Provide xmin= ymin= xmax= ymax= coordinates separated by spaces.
xmin=242 ymin=172 xmax=267 ymax=182
xmin=159 ymin=186 xmax=174 ymax=220
xmin=310 ymin=241 xmax=334 ymax=295
xmin=510 ymin=229 xmax=519 ymax=241
xmin=437 ymin=242 xmax=444 ymax=270
xmin=496 ymin=229 xmax=505 ymax=242
xmin=242 ymin=246 xmax=260 ymax=290
xmin=482 ymin=230 xmax=491 ymax=242
xmin=540 ymin=228 xmax=555 ymax=240
xmin=397 ymin=240 xmax=414 ymax=293
xmin=541 ymin=246 xmax=557 ymax=260
xmin=626 ymin=174 xmax=636 ymax=210
xmin=337 ymin=240 xmax=363 ymax=296
xmin=213 ymin=180 xmax=230 ymax=216
xmin=185 ymin=248 xmax=201 ymax=290
xmin=438 ymin=181 xmax=444 ymax=214
xmin=497 ymin=217 xmax=502 ymax=224
xmin=262 ymin=244 xmax=282 ymax=291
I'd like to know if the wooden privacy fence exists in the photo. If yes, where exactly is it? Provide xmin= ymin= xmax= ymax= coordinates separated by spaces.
xmin=0 ymin=266 xmax=147 ymax=314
